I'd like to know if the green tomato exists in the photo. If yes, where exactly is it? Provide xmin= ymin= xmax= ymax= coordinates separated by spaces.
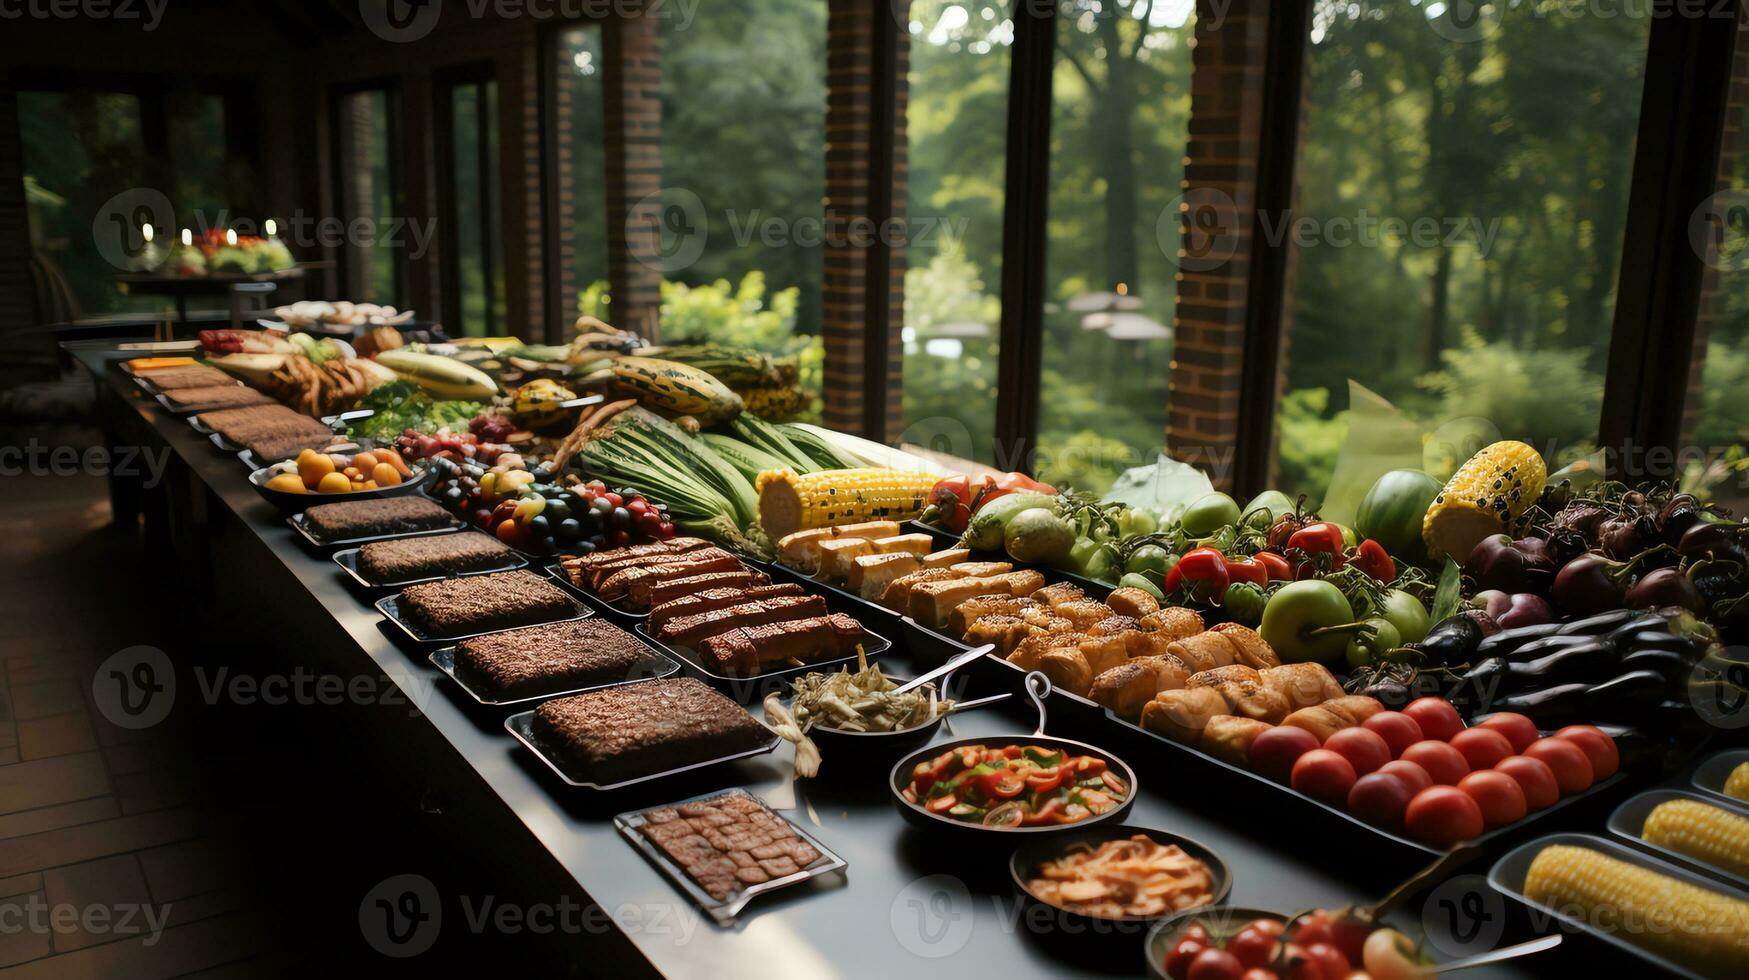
xmin=1379 ymin=589 xmax=1431 ymax=643
xmin=1125 ymin=544 xmax=1174 ymax=578
xmin=1084 ymin=547 xmax=1119 ymax=584
xmin=1065 ymin=537 xmax=1101 ymax=574
xmin=1345 ymin=617 xmax=1403 ymax=670
xmin=1118 ymin=507 xmax=1158 ymax=537
xmin=1180 ymin=492 xmax=1241 ymax=537
xmin=1243 ymin=489 xmax=1296 ymax=529
xmin=1221 ymin=582 xmax=1267 ymax=627
xmin=1118 ymin=573 xmax=1166 ymax=602
xmin=1259 ymin=580 xmax=1357 ymax=663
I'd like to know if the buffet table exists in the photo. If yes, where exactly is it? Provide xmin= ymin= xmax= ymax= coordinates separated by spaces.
xmin=71 ymin=341 xmax=1650 ymax=978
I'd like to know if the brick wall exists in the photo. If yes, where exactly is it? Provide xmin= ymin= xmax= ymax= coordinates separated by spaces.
xmin=603 ymin=10 xmax=664 ymax=341
xmin=821 ymin=1 xmax=906 ymax=440
xmin=1166 ymin=0 xmax=1273 ymax=489
xmin=1684 ymin=34 xmax=1749 ymax=448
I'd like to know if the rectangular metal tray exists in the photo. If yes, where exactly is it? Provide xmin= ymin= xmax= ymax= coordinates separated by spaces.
xmin=375 ymin=591 xmax=594 ymax=646
xmin=287 ymin=511 xmax=465 ymax=550
xmin=1606 ymin=788 xmax=1749 ymax=889
xmin=427 ymin=629 xmax=680 ymax=707
xmin=1489 ymin=832 xmax=1749 ymax=980
xmin=614 ymin=788 xmax=847 ymax=925
xmin=333 ymin=541 xmax=529 ymax=591
xmin=1690 ymin=748 xmax=1749 ymax=804
xmin=503 ymin=698 xmax=781 ymax=790
xmin=632 ymin=620 xmax=892 ymax=697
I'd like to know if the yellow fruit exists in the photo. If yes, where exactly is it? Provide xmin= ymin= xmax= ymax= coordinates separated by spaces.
xmin=372 ymin=462 xmax=402 ymax=486
xmin=265 ymin=473 xmax=307 ymax=494
xmin=316 ymin=472 xmax=353 ymax=494
xmin=297 ymin=451 xmax=335 ymax=487
xmin=353 ymin=452 xmax=379 ymax=470
xmin=376 ymin=447 xmax=412 ymax=477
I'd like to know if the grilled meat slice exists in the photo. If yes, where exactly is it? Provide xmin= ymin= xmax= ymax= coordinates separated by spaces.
xmin=699 ymin=613 xmax=865 ymax=676
xmin=648 ymin=584 xmax=806 ymax=633
xmin=656 ymin=594 xmax=829 ymax=648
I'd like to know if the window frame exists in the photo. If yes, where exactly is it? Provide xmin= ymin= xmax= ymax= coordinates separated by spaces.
xmin=434 ymin=62 xmax=504 ymax=337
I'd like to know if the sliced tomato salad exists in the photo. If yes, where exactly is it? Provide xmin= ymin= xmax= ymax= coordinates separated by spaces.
xmin=900 ymin=744 xmax=1126 ymax=827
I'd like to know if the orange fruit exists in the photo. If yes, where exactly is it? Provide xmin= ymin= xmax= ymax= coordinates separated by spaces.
xmin=316 ymin=472 xmax=352 ymax=494
xmin=372 ymin=462 xmax=402 ymax=487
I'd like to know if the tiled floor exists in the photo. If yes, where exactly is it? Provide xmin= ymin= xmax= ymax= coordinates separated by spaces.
xmin=0 ymin=425 xmax=272 ymax=977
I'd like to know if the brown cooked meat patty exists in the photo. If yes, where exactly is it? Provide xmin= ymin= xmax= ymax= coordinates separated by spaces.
xmin=454 ymin=618 xmax=655 ymax=699
xmin=139 ymin=365 xmax=234 ymax=389
xmin=161 ymin=384 xmax=275 ymax=412
xmin=396 ymin=569 xmax=576 ymax=638
xmin=530 ymin=677 xmax=768 ymax=783
xmin=304 ymin=496 xmax=451 ymax=540
xmin=357 ymin=531 xmax=513 ymax=583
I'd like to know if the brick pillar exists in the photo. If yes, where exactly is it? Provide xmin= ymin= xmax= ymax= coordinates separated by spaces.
xmin=1165 ymin=0 xmax=1272 ymax=490
xmin=1683 ymin=35 xmax=1749 ymax=447
xmin=0 ymin=89 xmax=34 ymax=326
xmin=822 ymin=0 xmax=906 ymax=440
xmin=603 ymin=8 xmax=663 ymax=341
xmin=502 ymin=45 xmax=545 ymax=342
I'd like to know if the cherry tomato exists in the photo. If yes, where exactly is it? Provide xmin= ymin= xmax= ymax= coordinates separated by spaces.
xmin=1289 ymin=912 xmax=1335 ymax=948
xmin=1227 ymin=924 xmax=1281 ymax=969
xmin=1181 ymin=922 xmax=1213 ymax=946
xmin=1458 ymin=770 xmax=1528 ymax=829
xmin=1253 ymin=551 xmax=1293 ymax=581
xmin=1361 ymin=711 xmax=1425 ymax=759
xmin=1223 ymin=555 xmax=1270 ymax=588
xmin=1291 ymin=749 xmax=1358 ymax=805
xmin=1238 ymin=971 xmax=1278 ymax=980
xmin=1166 ymin=547 xmax=1233 ymax=603
xmin=1188 ymin=947 xmax=1247 ymax=980
xmin=1348 ymin=771 xmax=1415 ymax=828
xmin=1250 ymin=726 xmax=1321 ymax=782
xmin=1278 ymin=943 xmax=1325 ymax=980
xmin=1302 ymin=942 xmax=1351 ymax=980
xmin=1553 ymin=725 xmax=1619 ymax=779
xmin=1401 ymin=697 xmax=1464 ymax=742
xmin=1376 ymin=759 xmax=1433 ymax=795
xmin=1324 ymin=727 xmax=1391 ymax=775
xmin=1400 ymin=740 xmax=1470 ymax=786
xmin=1524 ymin=737 xmax=1594 ymax=795
xmin=1475 ymin=712 xmax=1540 ymax=754
xmin=1494 ymin=755 xmax=1561 ymax=810
xmin=1405 ymin=785 xmax=1485 ymax=845
xmin=925 ymin=794 xmax=957 ymax=814
xmin=1449 ymin=728 xmax=1514 ymax=771
xmin=1166 ymin=938 xmax=1208 ymax=980
xmin=1349 ymin=539 xmax=1395 ymax=582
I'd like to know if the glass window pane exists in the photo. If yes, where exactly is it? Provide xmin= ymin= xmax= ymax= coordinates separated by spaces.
xmin=336 ymin=89 xmax=397 ymax=303
xmin=167 ymin=92 xmax=228 ymax=228
xmin=1037 ymin=0 xmax=1196 ymax=492
xmin=451 ymin=83 xmax=486 ymax=336
xmin=557 ymin=27 xmax=610 ymax=322
xmin=1276 ymin=3 xmax=1652 ymax=505
xmin=657 ymin=0 xmax=826 ymax=415
xmin=1684 ymin=39 xmax=1749 ymax=512
xmin=903 ymin=0 xmax=1011 ymax=463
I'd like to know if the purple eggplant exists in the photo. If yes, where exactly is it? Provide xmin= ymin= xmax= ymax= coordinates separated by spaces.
xmin=1552 ymin=552 xmax=1636 ymax=616
xmin=1598 ymin=515 xmax=1654 ymax=560
xmin=1465 ymin=534 xmax=1557 ymax=595
xmin=1656 ymin=493 xmax=1708 ymax=546
xmin=1624 ymin=566 xmax=1706 ymax=613
xmin=1475 ymin=590 xmax=1556 ymax=629
xmin=1552 ymin=500 xmax=1613 ymax=542
xmin=1677 ymin=517 xmax=1749 ymax=565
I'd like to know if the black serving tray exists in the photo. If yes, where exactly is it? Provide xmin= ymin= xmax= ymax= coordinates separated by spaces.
xmin=903 ymin=519 xmax=1117 ymax=597
xmin=1690 ymin=748 xmax=1749 ymax=804
xmin=332 ymin=536 xmax=529 ymax=591
xmin=614 ymin=788 xmax=847 ymax=925
xmin=249 ymin=461 xmax=436 ymax=512
xmin=1605 ymin=788 xmax=1749 ymax=889
xmin=375 ymin=591 xmax=594 ymax=646
xmin=503 ymin=699 xmax=781 ymax=791
xmin=287 ymin=511 xmax=465 ymax=550
xmin=1489 ymin=832 xmax=1749 ymax=979
xmin=427 ymin=631 xmax=680 ymax=707
xmin=633 ymin=621 xmax=893 ymax=702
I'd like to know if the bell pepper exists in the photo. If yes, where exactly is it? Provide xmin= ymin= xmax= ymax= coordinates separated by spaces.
xmin=1350 ymin=539 xmax=1396 ymax=583
xmin=994 ymin=472 xmax=1056 ymax=496
xmin=1288 ymin=521 xmax=1347 ymax=577
xmin=1164 ymin=546 xmax=1231 ymax=603
xmin=922 ymin=472 xmax=1057 ymax=532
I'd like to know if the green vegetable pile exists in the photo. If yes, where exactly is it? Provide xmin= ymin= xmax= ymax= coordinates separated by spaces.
xmin=344 ymin=380 xmax=486 ymax=442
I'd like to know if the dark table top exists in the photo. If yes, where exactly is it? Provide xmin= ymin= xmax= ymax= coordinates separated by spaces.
xmin=69 ymin=342 xmax=1639 ymax=979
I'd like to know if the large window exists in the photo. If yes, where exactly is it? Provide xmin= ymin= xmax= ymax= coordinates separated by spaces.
xmin=1274 ymin=2 xmax=1652 ymax=506
xmin=1036 ymin=0 xmax=1194 ymax=492
xmin=901 ymin=0 xmax=1012 ymax=463
xmin=555 ymin=25 xmax=610 ymax=328
xmin=441 ymin=75 xmax=506 ymax=337
xmin=334 ymin=88 xmax=400 ymax=304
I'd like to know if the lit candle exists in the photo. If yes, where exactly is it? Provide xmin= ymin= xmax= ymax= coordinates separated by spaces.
xmin=181 ymin=228 xmax=192 ymax=246
xmin=264 ymin=218 xmax=277 ymax=237
xmin=142 ymin=222 xmax=154 ymax=243
xmin=225 ymin=229 xmax=238 ymax=247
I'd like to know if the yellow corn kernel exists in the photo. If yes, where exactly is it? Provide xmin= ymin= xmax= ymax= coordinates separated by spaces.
xmin=755 ymin=468 xmax=936 ymax=538
xmin=1423 ymin=440 xmax=1547 ymax=562
xmin=1643 ymin=799 xmax=1749 ymax=878
xmin=1725 ymin=761 xmax=1749 ymax=802
xmin=1523 ymin=844 xmax=1749 ymax=976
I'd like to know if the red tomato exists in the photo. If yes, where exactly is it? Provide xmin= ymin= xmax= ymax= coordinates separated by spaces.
xmin=1347 ymin=771 xmax=1415 ymax=828
xmin=1167 ymin=938 xmax=1207 ymax=980
xmin=1239 ymin=971 xmax=1278 ymax=980
xmin=1405 ymin=785 xmax=1485 ymax=845
xmin=1494 ymin=755 xmax=1561 ymax=810
xmin=1279 ymin=944 xmax=1325 ymax=980
xmin=1361 ymin=711 xmax=1425 ymax=758
xmin=1553 ymin=725 xmax=1620 ymax=779
xmin=1475 ymin=712 xmax=1540 ymax=754
xmin=1402 ymin=697 xmax=1464 ymax=742
xmin=1182 ymin=923 xmax=1212 ymax=946
xmin=1324 ymin=727 xmax=1391 ymax=775
xmin=1399 ymin=740 xmax=1471 ymax=785
xmin=1250 ymin=726 xmax=1322 ymax=782
xmin=1449 ymin=728 xmax=1515 ymax=771
xmin=1524 ymin=737 xmax=1594 ymax=795
xmin=1458 ymin=770 xmax=1528 ymax=829
xmin=1292 ymin=749 xmax=1359 ymax=805
xmin=1303 ymin=943 xmax=1351 ymax=979
xmin=1376 ymin=760 xmax=1433 ymax=794
xmin=1189 ymin=947 xmax=1247 ymax=980
xmin=1226 ymin=924 xmax=1281 ymax=969
xmin=1288 ymin=912 xmax=1334 ymax=948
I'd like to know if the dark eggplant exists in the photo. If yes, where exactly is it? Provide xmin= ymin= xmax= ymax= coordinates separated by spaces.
xmin=1656 ymin=493 xmax=1708 ymax=546
xmin=1504 ymin=642 xmax=1617 ymax=689
xmin=1465 ymin=535 xmax=1558 ymax=595
xmin=1583 ymin=669 xmax=1670 ymax=720
xmin=1476 ymin=622 xmax=1564 ymax=658
xmin=1597 ymin=515 xmax=1651 ymax=560
xmin=1487 ymin=681 xmax=1589 ymax=727
xmin=1619 ymin=648 xmax=1692 ymax=693
xmin=1486 ymin=669 xmax=1666 ymax=726
xmin=1452 ymin=657 xmax=1509 ymax=713
xmin=1623 ymin=567 xmax=1705 ymax=614
xmin=1553 ymin=607 xmax=1641 ymax=636
xmin=1416 ymin=614 xmax=1485 ymax=666
xmin=1503 ymin=633 xmax=1615 ymax=662
xmin=1677 ymin=518 xmax=1749 ymax=565
xmin=1551 ymin=553 xmax=1636 ymax=616
xmin=1613 ymin=628 xmax=1702 ymax=657
xmin=1552 ymin=500 xmax=1612 ymax=542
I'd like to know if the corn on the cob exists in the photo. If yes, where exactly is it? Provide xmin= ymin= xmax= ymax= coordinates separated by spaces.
xmin=1523 ymin=844 xmax=1749 ymax=975
xmin=1422 ymin=440 xmax=1547 ymax=562
xmin=1643 ymin=799 xmax=1749 ymax=877
xmin=1726 ymin=762 xmax=1749 ymax=802
xmin=756 ymin=467 xmax=936 ymax=538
